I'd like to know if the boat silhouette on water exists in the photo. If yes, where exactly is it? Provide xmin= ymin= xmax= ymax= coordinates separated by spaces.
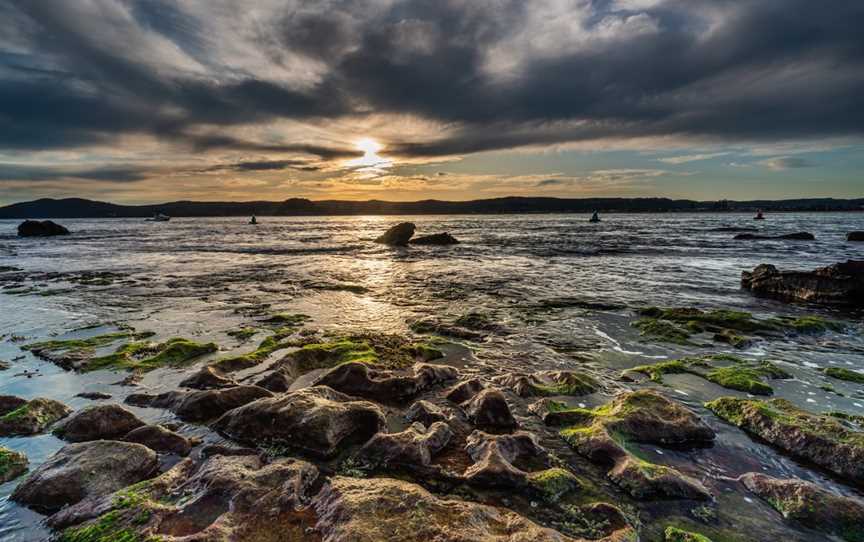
xmin=754 ymin=210 xmax=765 ymax=220
xmin=589 ymin=211 xmax=601 ymax=223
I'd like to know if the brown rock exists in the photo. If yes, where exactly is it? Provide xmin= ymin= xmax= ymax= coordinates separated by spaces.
xmin=53 ymin=404 xmax=145 ymax=442
xmin=11 ymin=441 xmax=158 ymax=513
xmin=0 ymin=396 xmax=72 ymax=437
xmin=215 ymin=386 xmax=386 ymax=458
xmin=444 ymin=378 xmax=484 ymax=403
xmin=462 ymin=388 xmax=518 ymax=429
xmin=123 ymin=425 xmax=192 ymax=456
xmin=126 ymin=385 xmax=273 ymax=422
xmin=357 ymin=422 xmax=453 ymax=468
xmin=178 ymin=365 xmax=237 ymax=389
xmin=741 ymin=260 xmax=864 ymax=306
xmin=375 ymin=222 xmax=416 ymax=246
xmin=405 ymin=400 xmax=448 ymax=425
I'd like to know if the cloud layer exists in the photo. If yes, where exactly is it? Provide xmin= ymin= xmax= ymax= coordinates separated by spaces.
xmin=1 ymin=0 xmax=862 ymax=198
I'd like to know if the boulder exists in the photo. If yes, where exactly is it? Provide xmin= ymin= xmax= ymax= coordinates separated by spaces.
xmin=53 ymin=404 xmax=145 ymax=442
xmin=405 ymin=400 xmax=448 ymax=426
xmin=314 ymin=361 xmax=458 ymax=403
xmin=17 ymin=220 xmax=70 ymax=237
xmin=445 ymin=378 xmax=484 ymax=403
xmin=733 ymin=232 xmax=814 ymax=240
xmin=126 ymin=385 xmax=272 ymax=422
xmin=463 ymin=431 xmax=549 ymax=489
xmin=707 ymin=397 xmax=864 ymax=484
xmin=462 ymin=388 xmax=518 ymax=429
xmin=375 ymin=222 xmax=415 ymax=246
xmin=75 ymin=392 xmax=112 ymax=400
xmin=848 ymin=231 xmax=864 ymax=242
xmin=598 ymin=391 xmax=715 ymax=447
xmin=495 ymin=370 xmax=598 ymax=397
xmin=312 ymin=476 xmax=586 ymax=542
xmin=47 ymin=455 xmax=319 ymax=540
xmin=357 ymin=422 xmax=452 ymax=468
xmin=410 ymin=232 xmax=460 ymax=245
xmin=609 ymin=455 xmax=710 ymax=501
xmin=214 ymin=386 xmax=386 ymax=458
xmin=0 ymin=445 xmax=28 ymax=483
xmin=11 ymin=440 xmax=158 ymax=513
xmin=739 ymin=473 xmax=864 ymax=541
xmin=741 ymin=260 xmax=864 ymax=306
xmin=254 ymin=367 xmax=294 ymax=392
xmin=0 ymin=396 xmax=72 ymax=437
xmin=123 ymin=425 xmax=192 ymax=456
xmin=178 ymin=365 xmax=237 ymax=389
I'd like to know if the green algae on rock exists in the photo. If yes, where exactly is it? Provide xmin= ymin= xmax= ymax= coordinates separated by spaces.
xmin=554 ymin=391 xmax=714 ymax=500
xmin=823 ymin=367 xmax=864 ymax=384
xmin=527 ymin=467 xmax=582 ymax=502
xmin=626 ymin=355 xmax=790 ymax=396
xmin=23 ymin=330 xmax=156 ymax=370
xmin=227 ymin=327 xmax=258 ymax=341
xmin=665 ymin=526 xmax=713 ymax=542
xmin=631 ymin=306 xmax=845 ymax=347
xmin=83 ymin=337 xmax=218 ymax=372
xmin=0 ymin=445 xmax=29 ymax=483
xmin=739 ymin=473 xmax=864 ymax=542
xmin=0 ymin=396 xmax=72 ymax=436
xmin=497 ymin=371 xmax=600 ymax=398
xmin=211 ymin=326 xmax=302 ymax=372
xmin=706 ymin=397 xmax=864 ymax=484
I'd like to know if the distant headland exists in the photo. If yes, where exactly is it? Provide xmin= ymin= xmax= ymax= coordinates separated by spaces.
xmin=1 ymin=196 xmax=863 ymax=219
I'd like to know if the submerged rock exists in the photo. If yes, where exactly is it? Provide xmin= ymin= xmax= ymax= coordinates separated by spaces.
xmin=740 ymin=473 xmax=864 ymax=542
xmin=312 ymin=476 xmax=587 ymax=542
xmin=123 ymin=424 xmax=192 ymax=456
xmin=733 ymin=232 xmax=814 ymax=240
xmin=12 ymin=440 xmax=158 ymax=513
xmin=707 ymin=397 xmax=864 ymax=484
xmin=410 ymin=232 xmax=460 ymax=245
xmin=48 ymin=454 xmax=319 ymax=540
xmin=17 ymin=220 xmax=70 ymax=237
xmin=0 ymin=396 xmax=72 ymax=437
xmin=53 ymin=404 xmax=145 ymax=442
xmin=126 ymin=385 xmax=273 ymax=422
xmin=741 ymin=260 xmax=864 ymax=306
xmin=375 ymin=222 xmax=416 ymax=246
xmin=75 ymin=392 xmax=112 ymax=400
xmin=0 ymin=445 xmax=28 ymax=483
xmin=215 ymin=386 xmax=386 ymax=458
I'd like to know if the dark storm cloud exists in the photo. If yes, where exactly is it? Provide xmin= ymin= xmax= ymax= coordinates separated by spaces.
xmin=1 ymin=0 xmax=863 ymax=158
xmin=0 ymin=163 xmax=150 ymax=182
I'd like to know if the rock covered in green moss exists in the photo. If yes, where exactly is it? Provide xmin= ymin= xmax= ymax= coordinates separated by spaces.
xmin=495 ymin=370 xmax=599 ymax=398
xmin=626 ymin=355 xmax=790 ymax=395
xmin=556 ymin=391 xmax=713 ymax=500
xmin=823 ymin=367 xmax=864 ymax=384
xmin=0 ymin=445 xmax=28 ymax=483
xmin=740 ymin=473 xmax=864 ymax=542
xmin=665 ymin=526 xmax=713 ymax=542
xmin=706 ymin=397 xmax=864 ymax=484
xmin=0 ymin=395 xmax=72 ymax=436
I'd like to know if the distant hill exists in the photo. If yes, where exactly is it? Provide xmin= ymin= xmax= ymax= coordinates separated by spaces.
xmin=0 ymin=196 xmax=862 ymax=219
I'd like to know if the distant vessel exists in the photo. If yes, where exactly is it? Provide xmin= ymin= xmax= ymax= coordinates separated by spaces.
xmin=589 ymin=211 xmax=601 ymax=223
xmin=147 ymin=213 xmax=170 ymax=222
xmin=754 ymin=210 xmax=765 ymax=220
xmin=249 ymin=215 xmax=258 ymax=225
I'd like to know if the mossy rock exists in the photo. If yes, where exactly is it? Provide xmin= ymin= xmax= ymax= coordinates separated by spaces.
xmin=527 ymin=467 xmax=581 ymax=502
xmin=227 ymin=327 xmax=258 ymax=341
xmin=211 ymin=326 xmax=302 ymax=372
xmin=627 ymin=355 xmax=789 ymax=395
xmin=261 ymin=313 xmax=310 ymax=326
xmin=0 ymin=446 xmax=28 ymax=483
xmin=84 ymin=337 xmax=217 ymax=372
xmin=665 ymin=526 xmax=713 ymax=542
xmin=0 ymin=397 xmax=72 ymax=436
xmin=823 ymin=367 xmax=864 ymax=384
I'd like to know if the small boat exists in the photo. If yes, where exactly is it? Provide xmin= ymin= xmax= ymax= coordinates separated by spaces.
xmin=147 ymin=213 xmax=171 ymax=222
xmin=249 ymin=216 xmax=258 ymax=225
xmin=589 ymin=211 xmax=601 ymax=223
xmin=754 ymin=210 xmax=765 ymax=220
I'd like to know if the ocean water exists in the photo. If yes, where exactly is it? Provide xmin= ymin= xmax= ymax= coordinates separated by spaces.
xmin=0 ymin=212 xmax=862 ymax=541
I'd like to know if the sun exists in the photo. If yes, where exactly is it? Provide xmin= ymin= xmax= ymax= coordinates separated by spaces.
xmin=346 ymin=137 xmax=392 ymax=174
xmin=356 ymin=137 xmax=382 ymax=155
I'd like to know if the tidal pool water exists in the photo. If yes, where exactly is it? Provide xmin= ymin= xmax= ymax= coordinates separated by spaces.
xmin=1 ymin=213 xmax=862 ymax=541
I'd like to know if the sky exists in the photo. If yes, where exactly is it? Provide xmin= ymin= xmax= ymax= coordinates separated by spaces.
xmin=1 ymin=0 xmax=863 ymax=205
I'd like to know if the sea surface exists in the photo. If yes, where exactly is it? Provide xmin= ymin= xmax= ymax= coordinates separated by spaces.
xmin=1 ymin=212 xmax=863 ymax=541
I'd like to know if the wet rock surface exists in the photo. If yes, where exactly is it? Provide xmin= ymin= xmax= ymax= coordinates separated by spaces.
xmin=215 ymin=386 xmax=386 ymax=458
xmin=741 ymin=260 xmax=864 ymax=306
xmin=740 ymin=473 xmax=864 ymax=541
xmin=17 ymin=219 xmax=70 ymax=237
xmin=707 ymin=397 xmax=864 ymax=484
xmin=357 ymin=421 xmax=453 ymax=469
xmin=179 ymin=365 xmax=237 ymax=389
xmin=462 ymin=387 xmax=518 ymax=429
xmin=52 ymin=404 xmax=146 ymax=442
xmin=123 ymin=424 xmax=192 ymax=456
xmin=0 ymin=445 xmax=28 ymax=483
xmin=409 ymin=232 xmax=460 ymax=245
xmin=733 ymin=232 xmax=815 ymax=240
xmin=11 ymin=440 xmax=159 ymax=513
xmin=375 ymin=222 xmax=416 ymax=246
xmin=127 ymin=384 xmax=273 ymax=422
xmin=0 ymin=395 xmax=72 ymax=436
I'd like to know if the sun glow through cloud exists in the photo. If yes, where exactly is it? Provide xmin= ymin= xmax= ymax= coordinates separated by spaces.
xmin=346 ymin=137 xmax=392 ymax=176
